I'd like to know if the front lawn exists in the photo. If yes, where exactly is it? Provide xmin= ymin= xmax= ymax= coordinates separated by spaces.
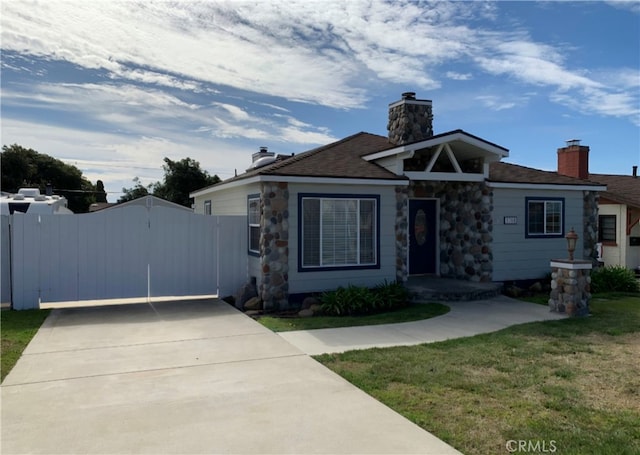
xmin=257 ymin=302 xmax=449 ymax=332
xmin=316 ymin=294 xmax=640 ymax=455
xmin=1 ymin=309 xmax=50 ymax=382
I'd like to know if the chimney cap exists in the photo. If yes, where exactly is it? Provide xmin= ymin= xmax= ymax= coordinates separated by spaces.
xmin=402 ymin=92 xmax=416 ymax=100
xmin=565 ymin=139 xmax=581 ymax=147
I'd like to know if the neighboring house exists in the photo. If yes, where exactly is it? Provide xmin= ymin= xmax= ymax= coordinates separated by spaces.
xmin=191 ymin=93 xmax=605 ymax=309
xmin=557 ymin=145 xmax=640 ymax=271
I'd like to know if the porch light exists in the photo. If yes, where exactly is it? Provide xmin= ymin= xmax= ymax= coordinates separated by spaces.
xmin=566 ymin=227 xmax=578 ymax=261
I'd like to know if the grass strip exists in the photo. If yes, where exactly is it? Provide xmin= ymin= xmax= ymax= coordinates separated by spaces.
xmin=1 ymin=309 xmax=50 ymax=382
xmin=258 ymin=302 xmax=449 ymax=332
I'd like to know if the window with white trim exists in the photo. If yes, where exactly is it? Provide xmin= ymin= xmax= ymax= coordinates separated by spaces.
xmin=204 ymin=200 xmax=212 ymax=215
xmin=301 ymin=196 xmax=377 ymax=268
xmin=526 ymin=198 xmax=564 ymax=237
xmin=248 ymin=196 xmax=260 ymax=253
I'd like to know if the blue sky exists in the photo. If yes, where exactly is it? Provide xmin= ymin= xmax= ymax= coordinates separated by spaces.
xmin=1 ymin=0 xmax=639 ymax=201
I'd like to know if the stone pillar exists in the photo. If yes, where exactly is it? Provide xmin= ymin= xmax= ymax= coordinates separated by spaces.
xmin=260 ymin=182 xmax=289 ymax=310
xmin=549 ymin=260 xmax=592 ymax=317
xmin=583 ymin=190 xmax=600 ymax=267
xmin=395 ymin=186 xmax=408 ymax=282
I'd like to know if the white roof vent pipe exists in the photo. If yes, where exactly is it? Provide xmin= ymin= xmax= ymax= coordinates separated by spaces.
xmin=248 ymin=146 xmax=276 ymax=170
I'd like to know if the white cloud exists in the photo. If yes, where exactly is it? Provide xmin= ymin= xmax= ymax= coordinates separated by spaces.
xmin=475 ymin=95 xmax=517 ymax=111
xmin=446 ymin=71 xmax=473 ymax=81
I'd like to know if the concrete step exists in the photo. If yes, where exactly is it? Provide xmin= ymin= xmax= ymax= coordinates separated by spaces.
xmin=406 ymin=277 xmax=503 ymax=302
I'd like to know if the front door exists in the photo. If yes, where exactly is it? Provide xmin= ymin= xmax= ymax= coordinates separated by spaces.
xmin=409 ymin=199 xmax=437 ymax=274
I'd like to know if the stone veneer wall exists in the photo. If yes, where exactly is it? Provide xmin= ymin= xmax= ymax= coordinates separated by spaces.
xmin=583 ymin=190 xmax=599 ymax=266
xmin=408 ymin=181 xmax=494 ymax=282
xmin=387 ymin=101 xmax=433 ymax=145
xmin=549 ymin=262 xmax=591 ymax=317
xmin=260 ymin=182 xmax=289 ymax=310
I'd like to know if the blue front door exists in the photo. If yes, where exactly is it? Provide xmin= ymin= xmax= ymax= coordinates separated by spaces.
xmin=408 ymin=199 xmax=437 ymax=274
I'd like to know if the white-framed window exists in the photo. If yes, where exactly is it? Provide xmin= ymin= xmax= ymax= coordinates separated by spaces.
xmin=248 ymin=195 xmax=260 ymax=254
xmin=300 ymin=195 xmax=378 ymax=269
xmin=204 ymin=200 xmax=212 ymax=215
xmin=526 ymin=198 xmax=564 ymax=238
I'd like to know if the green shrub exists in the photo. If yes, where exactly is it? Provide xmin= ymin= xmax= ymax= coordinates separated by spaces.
xmin=591 ymin=266 xmax=639 ymax=293
xmin=320 ymin=281 xmax=410 ymax=316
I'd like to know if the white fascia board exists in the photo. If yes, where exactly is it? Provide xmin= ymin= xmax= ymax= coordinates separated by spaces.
xmin=488 ymin=182 xmax=606 ymax=191
xmin=191 ymin=175 xmax=408 ymax=197
xmin=260 ymin=175 xmax=409 ymax=186
xmin=190 ymin=176 xmax=262 ymax=197
xmin=403 ymin=172 xmax=485 ymax=182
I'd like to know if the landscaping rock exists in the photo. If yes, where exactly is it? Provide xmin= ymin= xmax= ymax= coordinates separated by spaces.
xmin=298 ymin=309 xmax=314 ymax=318
xmin=235 ymin=281 xmax=258 ymax=310
xmin=529 ymin=281 xmax=543 ymax=293
xmin=244 ymin=310 xmax=262 ymax=317
xmin=301 ymin=296 xmax=320 ymax=310
xmin=309 ymin=303 xmax=323 ymax=315
xmin=244 ymin=296 xmax=262 ymax=311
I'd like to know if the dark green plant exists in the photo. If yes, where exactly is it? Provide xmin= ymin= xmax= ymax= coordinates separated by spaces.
xmin=320 ymin=281 xmax=410 ymax=316
xmin=591 ymin=265 xmax=639 ymax=293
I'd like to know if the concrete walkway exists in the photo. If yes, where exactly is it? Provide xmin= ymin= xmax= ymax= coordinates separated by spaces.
xmin=1 ymin=299 xmax=459 ymax=455
xmin=279 ymin=295 xmax=566 ymax=355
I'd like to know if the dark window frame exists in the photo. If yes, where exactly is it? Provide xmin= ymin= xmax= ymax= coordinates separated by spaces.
xmin=598 ymin=215 xmax=617 ymax=243
xmin=525 ymin=197 xmax=565 ymax=239
xmin=297 ymin=193 xmax=380 ymax=272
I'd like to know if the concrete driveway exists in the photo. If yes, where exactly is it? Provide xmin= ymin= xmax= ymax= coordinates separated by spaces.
xmin=1 ymin=299 xmax=459 ymax=454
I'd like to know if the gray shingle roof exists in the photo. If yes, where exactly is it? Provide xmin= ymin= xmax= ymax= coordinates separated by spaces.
xmin=588 ymin=173 xmax=640 ymax=208
xmin=488 ymin=162 xmax=603 ymax=186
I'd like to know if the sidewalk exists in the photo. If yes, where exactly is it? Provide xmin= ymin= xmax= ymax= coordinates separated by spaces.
xmin=279 ymin=295 xmax=566 ymax=355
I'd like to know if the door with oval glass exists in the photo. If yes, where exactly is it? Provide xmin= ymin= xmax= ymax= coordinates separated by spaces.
xmin=408 ymin=199 xmax=437 ymax=274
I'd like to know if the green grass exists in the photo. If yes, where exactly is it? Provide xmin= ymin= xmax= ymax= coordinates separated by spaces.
xmin=316 ymin=293 xmax=640 ymax=455
xmin=257 ymin=302 xmax=450 ymax=332
xmin=1 ymin=309 xmax=50 ymax=382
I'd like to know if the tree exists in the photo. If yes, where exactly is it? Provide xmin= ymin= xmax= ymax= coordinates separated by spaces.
xmin=1 ymin=144 xmax=97 ymax=213
xmin=118 ymin=177 xmax=151 ymax=203
xmin=95 ymin=180 xmax=108 ymax=203
xmin=119 ymin=157 xmax=220 ymax=207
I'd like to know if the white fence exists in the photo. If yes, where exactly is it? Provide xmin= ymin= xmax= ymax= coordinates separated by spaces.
xmin=3 ymin=207 xmax=247 ymax=309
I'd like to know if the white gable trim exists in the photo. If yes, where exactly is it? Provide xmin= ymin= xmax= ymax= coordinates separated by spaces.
xmin=488 ymin=182 xmax=606 ymax=191
xmin=404 ymin=172 xmax=486 ymax=182
xmin=190 ymin=175 xmax=408 ymax=197
xmin=362 ymin=130 xmax=509 ymax=162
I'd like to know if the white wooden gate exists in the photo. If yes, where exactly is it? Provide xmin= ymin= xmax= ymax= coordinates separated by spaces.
xmin=8 ymin=207 xmax=247 ymax=309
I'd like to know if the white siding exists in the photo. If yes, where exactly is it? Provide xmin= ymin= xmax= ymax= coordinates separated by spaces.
xmin=287 ymin=182 xmax=397 ymax=294
xmin=599 ymin=203 xmax=640 ymax=269
xmin=598 ymin=204 xmax=625 ymax=267
xmin=193 ymin=183 xmax=260 ymax=216
xmin=492 ymin=188 xmax=585 ymax=281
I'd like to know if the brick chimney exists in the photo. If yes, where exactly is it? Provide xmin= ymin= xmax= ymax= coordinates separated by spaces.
xmin=557 ymin=139 xmax=589 ymax=180
xmin=387 ymin=92 xmax=433 ymax=145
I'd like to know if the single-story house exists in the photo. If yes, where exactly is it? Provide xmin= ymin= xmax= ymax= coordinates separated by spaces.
xmin=585 ymin=170 xmax=639 ymax=271
xmin=191 ymin=93 xmax=606 ymax=309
